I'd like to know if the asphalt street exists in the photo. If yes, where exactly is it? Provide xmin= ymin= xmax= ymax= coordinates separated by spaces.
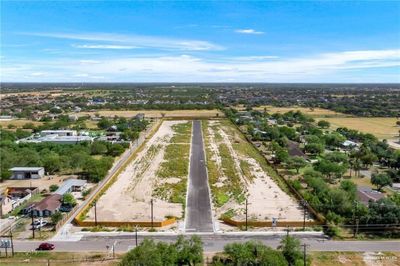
xmin=11 ymin=234 xmax=400 ymax=253
xmin=185 ymin=120 xmax=214 ymax=232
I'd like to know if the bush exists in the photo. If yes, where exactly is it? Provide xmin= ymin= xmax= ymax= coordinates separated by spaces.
xmin=49 ymin=184 xmax=59 ymax=192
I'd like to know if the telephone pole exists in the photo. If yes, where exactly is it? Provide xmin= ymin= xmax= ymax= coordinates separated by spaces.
xmin=302 ymin=244 xmax=308 ymax=266
xmin=352 ymin=200 xmax=358 ymax=238
xmin=31 ymin=210 xmax=35 ymax=239
xmin=245 ymin=198 xmax=248 ymax=231
xmin=151 ymin=199 xmax=154 ymax=229
xmin=94 ymin=201 xmax=98 ymax=226
xmin=301 ymin=200 xmax=308 ymax=231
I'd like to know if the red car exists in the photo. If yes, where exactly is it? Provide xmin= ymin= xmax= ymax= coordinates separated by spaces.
xmin=37 ymin=242 xmax=55 ymax=250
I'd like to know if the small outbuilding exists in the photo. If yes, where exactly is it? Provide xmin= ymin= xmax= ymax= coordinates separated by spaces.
xmin=54 ymin=179 xmax=87 ymax=195
xmin=9 ymin=167 xmax=45 ymax=180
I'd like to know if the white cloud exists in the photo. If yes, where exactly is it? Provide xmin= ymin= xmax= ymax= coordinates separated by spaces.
xmin=2 ymin=49 xmax=399 ymax=82
xmin=235 ymin=29 xmax=264 ymax=35
xmin=72 ymin=44 xmax=138 ymax=49
xmin=23 ymin=32 xmax=223 ymax=51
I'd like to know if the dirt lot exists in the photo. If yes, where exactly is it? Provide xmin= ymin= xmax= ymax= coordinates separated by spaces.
xmin=76 ymin=109 xmax=223 ymax=118
xmin=203 ymin=120 xmax=304 ymax=225
xmin=317 ymin=117 xmax=399 ymax=140
xmin=0 ymin=175 xmax=74 ymax=194
xmin=86 ymin=120 xmax=191 ymax=223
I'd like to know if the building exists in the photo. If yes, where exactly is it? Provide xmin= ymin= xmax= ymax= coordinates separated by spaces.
xmin=40 ymin=130 xmax=77 ymax=137
xmin=357 ymin=186 xmax=385 ymax=206
xmin=0 ymin=194 xmax=13 ymax=217
xmin=135 ymin=113 xmax=145 ymax=120
xmin=9 ymin=167 xmax=45 ymax=179
xmin=17 ymin=135 xmax=93 ymax=144
xmin=54 ymin=179 xmax=87 ymax=195
xmin=31 ymin=194 xmax=62 ymax=217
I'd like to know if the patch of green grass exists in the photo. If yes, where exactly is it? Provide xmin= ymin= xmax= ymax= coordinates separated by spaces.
xmin=157 ymin=144 xmax=190 ymax=178
xmin=170 ymin=121 xmax=192 ymax=143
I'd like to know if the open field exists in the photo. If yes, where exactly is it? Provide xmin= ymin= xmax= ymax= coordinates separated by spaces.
xmin=0 ymin=252 xmax=118 ymax=266
xmin=0 ymin=119 xmax=43 ymax=129
xmin=202 ymin=119 xmax=304 ymax=225
xmin=76 ymin=109 xmax=223 ymax=118
xmin=235 ymin=105 xmax=348 ymax=118
xmin=311 ymin=251 xmax=400 ymax=266
xmin=86 ymin=120 xmax=191 ymax=223
xmin=317 ymin=117 xmax=399 ymax=140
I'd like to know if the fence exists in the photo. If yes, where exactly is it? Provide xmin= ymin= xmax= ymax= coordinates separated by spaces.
xmin=222 ymin=218 xmax=323 ymax=228
xmin=74 ymin=217 xmax=176 ymax=228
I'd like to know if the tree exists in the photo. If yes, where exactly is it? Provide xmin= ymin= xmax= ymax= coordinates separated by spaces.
xmin=42 ymin=153 xmax=62 ymax=174
xmin=279 ymin=236 xmax=304 ymax=266
xmin=90 ymin=141 xmax=108 ymax=155
xmin=174 ymin=235 xmax=203 ymax=265
xmin=314 ymin=159 xmax=347 ymax=182
xmin=317 ymin=120 xmax=330 ymax=129
xmin=62 ymin=193 xmax=77 ymax=206
xmin=51 ymin=212 xmax=63 ymax=225
xmin=371 ymin=173 xmax=392 ymax=191
xmin=218 ymin=240 xmax=288 ymax=266
xmin=304 ymin=143 xmax=325 ymax=155
xmin=97 ymin=117 xmax=112 ymax=130
xmin=49 ymin=184 xmax=59 ymax=192
xmin=286 ymin=156 xmax=308 ymax=174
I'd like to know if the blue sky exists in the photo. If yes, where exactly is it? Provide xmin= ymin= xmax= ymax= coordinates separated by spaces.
xmin=1 ymin=1 xmax=400 ymax=82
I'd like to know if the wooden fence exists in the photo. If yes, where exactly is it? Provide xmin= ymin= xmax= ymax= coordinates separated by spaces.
xmin=222 ymin=218 xmax=323 ymax=228
xmin=74 ymin=217 xmax=176 ymax=228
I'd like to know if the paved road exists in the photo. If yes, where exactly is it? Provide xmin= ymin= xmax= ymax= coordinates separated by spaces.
xmin=185 ymin=121 xmax=213 ymax=232
xmin=12 ymin=234 xmax=400 ymax=253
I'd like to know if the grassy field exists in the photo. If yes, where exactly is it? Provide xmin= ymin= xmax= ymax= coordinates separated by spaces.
xmin=0 ymin=119 xmax=43 ymax=129
xmin=0 ymin=252 xmax=118 ymax=266
xmin=310 ymin=251 xmax=400 ymax=266
xmin=235 ymin=105 xmax=399 ymax=140
xmin=317 ymin=117 xmax=399 ymax=140
xmin=76 ymin=109 xmax=223 ymax=118
xmin=236 ymin=105 xmax=348 ymax=118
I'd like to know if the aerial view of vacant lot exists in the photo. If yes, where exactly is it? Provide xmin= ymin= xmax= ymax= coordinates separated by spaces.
xmin=86 ymin=120 xmax=192 ymax=223
xmin=202 ymin=120 xmax=304 ymax=224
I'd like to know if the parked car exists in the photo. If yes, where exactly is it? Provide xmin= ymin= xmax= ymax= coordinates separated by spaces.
xmin=37 ymin=243 xmax=55 ymax=250
xmin=31 ymin=220 xmax=47 ymax=229
xmin=59 ymin=205 xmax=73 ymax=212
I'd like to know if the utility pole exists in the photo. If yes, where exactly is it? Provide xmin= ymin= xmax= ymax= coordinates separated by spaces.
xmin=245 ymin=198 xmax=248 ymax=231
xmin=94 ymin=201 xmax=98 ymax=226
xmin=31 ymin=210 xmax=35 ymax=239
xmin=302 ymin=200 xmax=308 ymax=231
xmin=285 ymin=226 xmax=290 ymax=237
xmin=10 ymin=228 xmax=14 ymax=257
xmin=151 ymin=199 xmax=154 ymax=229
xmin=355 ymin=218 xmax=359 ymax=238
xmin=135 ymin=226 xmax=138 ymax=246
xmin=302 ymin=244 xmax=308 ymax=266
xmin=352 ymin=200 xmax=358 ymax=238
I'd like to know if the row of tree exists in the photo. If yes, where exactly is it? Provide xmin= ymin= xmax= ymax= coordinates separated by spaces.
xmin=119 ymin=235 xmax=310 ymax=266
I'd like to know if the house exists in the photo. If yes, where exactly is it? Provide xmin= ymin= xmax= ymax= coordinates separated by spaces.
xmin=31 ymin=194 xmax=62 ymax=217
xmin=54 ymin=179 xmax=87 ymax=195
xmin=0 ymin=194 xmax=13 ymax=217
xmin=342 ymin=140 xmax=358 ymax=149
xmin=287 ymin=140 xmax=308 ymax=159
xmin=9 ymin=167 xmax=45 ymax=179
xmin=357 ymin=186 xmax=385 ymax=206
xmin=134 ymin=113 xmax=145 ymax=120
